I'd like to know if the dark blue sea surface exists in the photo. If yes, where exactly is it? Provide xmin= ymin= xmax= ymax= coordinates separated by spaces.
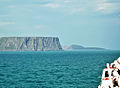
xmin=0 ymin=50 xmax=120 ymax=88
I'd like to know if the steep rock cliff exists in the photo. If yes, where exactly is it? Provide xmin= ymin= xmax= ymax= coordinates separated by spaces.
xmin=0 ymin=37 xmax=62 ymax=51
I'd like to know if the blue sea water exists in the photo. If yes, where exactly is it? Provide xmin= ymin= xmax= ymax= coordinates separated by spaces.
xmin=0 ymin=50 xmax=120 ymax=88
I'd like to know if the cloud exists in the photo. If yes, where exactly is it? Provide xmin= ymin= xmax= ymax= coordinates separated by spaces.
xmin=64 ymin=0 xmax=72 ymax=3
xmin=40 ymin=3 xmax=60 ymax=8
xmin=61 ymin=0 xmax=120 ymax=15
xmin=3 ymin=0 xmax=119 ymax=15
xmin=96 ymin=0 xmax=120 ymax=14
xmin=0 ymin=22 xmax=15 ymax=26
xmin=97 ymin=3 xmax=112 ymax=10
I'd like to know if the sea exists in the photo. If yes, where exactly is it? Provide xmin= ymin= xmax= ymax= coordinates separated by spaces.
xmin=0 ymin=50 xmax=120 ymax=88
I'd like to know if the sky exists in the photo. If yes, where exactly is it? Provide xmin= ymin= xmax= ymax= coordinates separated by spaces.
xmin=0 ymin=0 xmax=120 ymax=50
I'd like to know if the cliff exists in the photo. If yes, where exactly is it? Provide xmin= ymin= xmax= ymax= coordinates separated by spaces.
xmin=0 ymin=37 xmax=62 ymax=51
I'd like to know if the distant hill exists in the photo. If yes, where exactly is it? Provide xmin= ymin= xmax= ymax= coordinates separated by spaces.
xmin=62 ymin=44 xmax=106 ymax=50
xmin=66 ymin=45 xmax=84 ymax=50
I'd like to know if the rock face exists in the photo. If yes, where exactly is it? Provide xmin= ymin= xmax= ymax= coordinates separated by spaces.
xmin=0 ymin=37 xmax=62 ymax=51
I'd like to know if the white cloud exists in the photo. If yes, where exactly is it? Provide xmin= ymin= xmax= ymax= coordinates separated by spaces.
xmin=30 ymin=3 xmax=61 ymax=9
xmin=97 ymin=3 xmax=112 ymax=10
xmin=64 ymin=0 xmax=72 ymax=3
xmin=0 ymin=22 xmax=15 ymax=26
xmin=24 ymin=0 xmax=120 ymax=15
xmin=96 ymin=0 xmax=120 ymax=14
xmin=41 ymin=3 xmax=60 ymax=8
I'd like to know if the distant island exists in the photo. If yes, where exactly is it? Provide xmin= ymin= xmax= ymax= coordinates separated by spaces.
xmin=0 ymin=37 xmax=108 ymax=51
xmin=0 ymin=37 xmax=62 ymax=51
xmin=62 ymin=44 xmax=106 ymax=50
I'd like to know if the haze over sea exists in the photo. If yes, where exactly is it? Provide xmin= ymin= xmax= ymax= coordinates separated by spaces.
xmin=0 ymin=50 xmax=120 ymax=88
